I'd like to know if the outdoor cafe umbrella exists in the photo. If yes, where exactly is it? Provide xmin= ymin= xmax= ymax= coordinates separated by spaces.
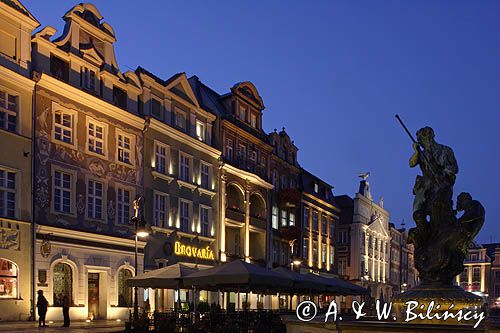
xmin=305 ymin=273 xmax=368 ymax=295
xmin=126 ymin=263 xmax=197 ymax=289
xmin=272 ymin=267 xmax=329 ymax=293
xmin=183 ymin=259 xmax=293 ymax=292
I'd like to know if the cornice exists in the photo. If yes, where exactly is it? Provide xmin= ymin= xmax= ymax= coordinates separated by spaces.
xmin=223 ymin=120 xmax=273 ymax=151
xmin=37 ymin=73 xmax=144 ymax=130
xmin=37 ymin=224 xmax=146 ymax=248
xmin=149 ymin=118 xmax=221 ymax=159
xmin=223 ymin=163 xmax=273 ymax=189
xmin=0 ymin=2 xmax=39 ymax=29
xmin=0 ymin=66 xmax=35 ymax=90
xmin=303 ymin=192 xmax=341 ymax=213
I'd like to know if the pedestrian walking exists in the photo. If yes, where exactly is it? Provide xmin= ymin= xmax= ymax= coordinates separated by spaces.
xmin=36 ymin=290 xmax=48 ymax=328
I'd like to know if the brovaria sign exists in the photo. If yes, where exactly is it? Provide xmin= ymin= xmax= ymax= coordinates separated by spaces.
xmin=174 ymin=241 xmax=214 ymax=260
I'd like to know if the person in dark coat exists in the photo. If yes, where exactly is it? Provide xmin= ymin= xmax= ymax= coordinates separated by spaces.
xmin=62 ymin=294 xmax=70 ymax=327
xmin=36 ymin=290 xmax=48 ymax=327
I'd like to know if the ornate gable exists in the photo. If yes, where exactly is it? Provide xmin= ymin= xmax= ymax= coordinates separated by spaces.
xmin=165 ymin=73 xmax=200 ymax=109
xmin=231 ymin=81 xmax=264 ymax=110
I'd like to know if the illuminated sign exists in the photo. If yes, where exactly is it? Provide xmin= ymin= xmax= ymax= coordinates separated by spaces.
xmin=174 ymin=241 xmax=214 ymax=260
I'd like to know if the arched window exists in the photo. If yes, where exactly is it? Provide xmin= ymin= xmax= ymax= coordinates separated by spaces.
xmin=117 ymin=269 xmax=132 ymax=307
xmin=0 ymin=259 xmax=18 ymax=298
xmin=53 ymin=263 xmax=72 ymax=306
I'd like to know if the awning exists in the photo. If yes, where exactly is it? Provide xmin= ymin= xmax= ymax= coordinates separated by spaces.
xmin=183 ymin=260 xmax=293 ymax=292
xmin=127 ymin=263 xmax=197 ymax=289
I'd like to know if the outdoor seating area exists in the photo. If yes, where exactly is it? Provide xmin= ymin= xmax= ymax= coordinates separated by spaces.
xmin=126 ymin=260 xmax=367 ymax=332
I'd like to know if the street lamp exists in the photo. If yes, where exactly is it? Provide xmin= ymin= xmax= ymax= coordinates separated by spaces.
xmin=132 ymin=196 xmax=150 ymax=323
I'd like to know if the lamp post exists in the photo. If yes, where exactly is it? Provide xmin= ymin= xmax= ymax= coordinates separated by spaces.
xmin=132 ymin=196 xmax=150 ymax=323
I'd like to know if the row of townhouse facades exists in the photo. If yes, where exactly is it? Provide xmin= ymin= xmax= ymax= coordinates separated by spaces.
xmin=458 ymin=242 xmax=500 ymax=311
xmin=0 ymin=1 xmax=343 ymax=320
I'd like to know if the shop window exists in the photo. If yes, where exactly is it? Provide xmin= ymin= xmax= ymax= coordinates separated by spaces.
xmin=0 ymin=259 xmax=18 ymax=298
xmin=53 ymin=263 xmax=72 ymax=306
xmin=117 ymin=269 xmax=133 ymax=307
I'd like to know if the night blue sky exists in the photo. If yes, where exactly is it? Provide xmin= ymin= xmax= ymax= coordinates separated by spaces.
xmin=23 ymin=1 xmax=500 ymax=243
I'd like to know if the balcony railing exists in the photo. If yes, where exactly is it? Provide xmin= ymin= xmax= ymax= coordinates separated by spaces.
xmin=226 ymin=208 xmax=245 ymax=222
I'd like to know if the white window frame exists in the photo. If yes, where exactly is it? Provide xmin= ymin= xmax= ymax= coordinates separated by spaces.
xmin=199 ymin=205 xmax=211 ymax=237
xmin=116 ymin=129 xmax=135 ymax=166
xmin=86 ymin=117 xmax=108 ymax=158
xmin=289 ymin=211 xmax=295 ymax=226
xmin=0 ymin=88 xmax=18 ymax=133
xmin=200 ymin=161 xmax=211 ymax=190
xmin=179 ymin=152 xmax=192 ymax=183
xmin=116 ymin=184 xmax=134 ymax=225
xmin=51 ymin=165 xmax=76 ymax=217
xmin=86 ymin=176 xmax=106 ymax=221
xmin=179 ymin=199 xmax=192 ymax=233
xmin=52 ymin=102 xmax=78 ymax=149
xmin=280 ymin=209 xmax=287 ymax=227
xmin=0 ymin=166 xmax=18 ymax=219
xmin=154 ymin=191 xmax=169 ymax=228
xmin=154 ymin=141 xmax=170 ymax=175
xmin=271 ymin=206 xmax=278 ymax=229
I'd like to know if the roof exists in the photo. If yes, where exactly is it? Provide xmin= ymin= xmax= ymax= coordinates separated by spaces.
xmin=136 ymin=66 xmax=183 ymax=87
xmin=301 ymin=168 xmax=336 ymax=206
xmin=0 ymin=0 xmax=39 ymax=24
xmin=483 ymin=243 xmax=500 ymax=260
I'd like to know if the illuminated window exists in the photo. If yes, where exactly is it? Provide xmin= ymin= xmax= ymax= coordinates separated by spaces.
xmin=87 ymin=119 xmax=105 ymax=155
xmin=313 ymin=240 xmax=318 ymax=264
xmin=116 ymin=187 xmax=131 ymax=225
xmin=238 ymin=106 xmax=246 ymax=121
xmin=87 ymin=179 xmax=104 ymax=220
xmin=0 ymin=169 xmax=16 ymax=218
xmin=117 ymin=132 xmax=133 ymax=165
xmin=329 ymin=245 xmax=335 ymax=265
xmin=54 ymin=110 xmax=74 ymax=144
xmin=322 ymin=243 xmax=327 ymax=264
xmin=0 ymin=259 xmax=18 ymax=299
xmin=302 ymin=237 xmax=309 ymax=260
xmin=154 ymin=141 xmax=168 ymax=174
xmin=54 ymin=170 xmax=72 ymax=214
xmin=289 ymin=211 xmax=295 ymax=226
xmin=196 ymin=120 xmax=205 ymax=142
xmin=0 ymin=91 xmax=17 ymax=132
xmin=250 ymin=113 xmax=257 ymax=128
xmin=117 ymin=269 xmax=132 ymax=307
xmin=53 ymin=263 xmax=72 ymax=306
xmin=314 ymin=183 xmax=319 ymax=193
xmin=272 ymin=206 xmax=278 ymax=229
xmin=154 ymin=192 xmax=168 ymax=227
xmin=281 ymin=209 xmax=287 ymax=227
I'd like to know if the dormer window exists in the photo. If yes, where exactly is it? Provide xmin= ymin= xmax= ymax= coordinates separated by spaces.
xmin=174 ymin=107 xmax=186 ymax=130
xmin=314 ymin=182 xmax=319 ymax=193
xmin=238 ymin=106 xmax=246 ymax=122
xmin=250 ymin=113 xmax=257 ymax=128
xmin=113 ymin=86 xmax=127 ymax=109
xmin=82 ymin=67 xmax=96 ymax=91
xmin=151 ymin=97 xmax=163 ymax=120
xmin=196 ymin=120 xmax=206 ymax=142
xmin=50 ymin=55 xmax=69 ymax=83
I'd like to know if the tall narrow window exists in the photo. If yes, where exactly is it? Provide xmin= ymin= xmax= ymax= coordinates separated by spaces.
xmin=302 ymin=238 xmax=309 ymax=260
xmin=180 ymin=201 xmax=190 ymax=232
xmin=117 ymin=133 xmax=132 ymax=164
xmin=154 ymin=142 xmax=167 ymax=174
xmin=303 ymin=207 xmax=310 ymax=229
xmin=113 ymin=86 xmax=127 ymax=109
xmin=271 ymin=206 xmax=278 ymax=229
xmin=313 ymin=240 xmax=318 ymax=264
xmin=329 ymin=245 xmax=335 ymax=265
xmin=250 ymin=113 xmax=257 ymax=128
xmin=322 ymin=243 xmax=327 ymax=264
xmin=281 ymin=209 xmax=287 ymax=227
xmin=174 ymin=108 xmax=186 ymax=130
xmin=0 ymin=259 xmax=18 ymax=298
xmin=180 ymin=154 xmax=191 ymax=182
xmin=289 ymin=211 xmax=295 ymax=226
xmin=54 ymin=170 xmax=71 ymax=214
xmin=321 ymin=215 xmax=327 ymax=235
xmin=54 ymin=110 xmax=74 ymax=144
xmin=200 ymin=163 xmax=210 ymax=189
xmin=154 ymin=193 xmax=167 ymax=227
xmin=312 ymin=211 xmax=319 ymax=231
xmin=237 ymin=144 xmax=246 ymax=164
xmin=0 ymin=169 xmax=15 ymax=218
xmin=0 ymin=91 xmax=17 ymax=132
xmin=117 ymin=269 xmax=132 ymax=307
xmin=196 ymin=120 xmax=206 ymax=142
xmin=225 ymin=139 xmax=233 ymax=161
xmin=200 ymin=206 xmax=209 ymax=237
xmin=238 ymin=106 xmax=246 ymax=121
xmin=87 ymin=179 xmax=103 ymax=220
xmin=88 ymin=120 xmax=105 ymax=155
xmin=82 ymin=68 xmax=96 ymax=91
xmin=116 ymin=187 xmax=131 ymax=225
xmin=272 ymin=170 xmax=278 ymax=189
xmin=151 ymin=98 xmax=162 ymax=120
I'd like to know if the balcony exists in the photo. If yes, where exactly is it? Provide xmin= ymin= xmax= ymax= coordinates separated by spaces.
xmin=250 ymin=216 xmax=266 ymax=230
xmin=226 ymin=208 xmax=245 ymax=223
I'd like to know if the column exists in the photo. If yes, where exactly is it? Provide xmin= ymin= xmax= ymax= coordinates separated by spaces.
xmin=318 ymin=211 xmax=322 ymax=269
xmin=244 ymin=183 xmax=251 ymax=262
xmin=371 ymin=236 xmax=376 ymax=281
xmin=220 ymin=173 xmax=227 ymax=262
xmin=308 ymin=207 xmax=313 ymax=267
xmin=377 ymin=240 xmax=381 ymax=282
xmin=326 ymin=217 xmax=331 ymax=271
xmin=481 ymin=265 xmax=486 ymax=292
xmin=382 ymin=241 xmax=387 ymax=283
